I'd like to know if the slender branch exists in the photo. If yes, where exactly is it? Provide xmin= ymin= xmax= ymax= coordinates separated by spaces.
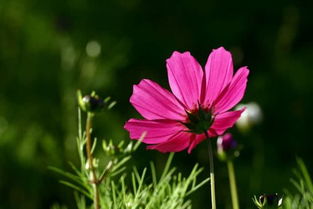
xmin=85 ymin=112 xmax=100 ymax=209
xmin=205 ymin=131 xmax=216 ymax=209
xmin=227 ymin=160 xmax=239 ymax=209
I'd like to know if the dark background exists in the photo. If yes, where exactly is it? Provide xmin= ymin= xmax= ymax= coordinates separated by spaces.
xmin=1 ymin=0 xmax=313 ymax=208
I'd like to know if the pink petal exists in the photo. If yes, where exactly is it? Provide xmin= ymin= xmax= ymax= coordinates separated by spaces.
xmin=187 ymin=129 xmax=219 ymax=153
xmin=210 ymin=108 xmax=245 ymax=135
xmin=130 ymin=79 xmax=186 ymax=120
xmin=124 ymin=119 xmax=185 ymax=144
xmin=147 ymin=131 xmax=192 ymax=152
xmin=166 ymin=51 xmax=203 ymax=110
xmin=202 ymin=47 xmax=234 ymax=107
xmin=212 ymin=67 xmax=249 ymax=114
xmin=187 ymin=133 xmax=206 ymax=153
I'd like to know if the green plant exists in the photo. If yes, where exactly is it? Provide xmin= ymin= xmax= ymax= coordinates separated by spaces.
xmin=283 ymin=158 xmax=313 ymax=209
xmin=50 ymin=94 xmax=209 ymax=209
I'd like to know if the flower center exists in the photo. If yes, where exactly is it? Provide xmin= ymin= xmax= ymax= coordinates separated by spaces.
xmin=183 ymin=108 xmax=214 ymax=134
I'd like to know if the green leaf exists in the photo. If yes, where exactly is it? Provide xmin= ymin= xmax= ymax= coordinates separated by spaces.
xmin=59 ymin=180 xmax=91 ymax=199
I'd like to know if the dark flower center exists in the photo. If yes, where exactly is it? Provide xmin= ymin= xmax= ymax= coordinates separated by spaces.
xmin=183 ymin=108 xmax=214 ymax=134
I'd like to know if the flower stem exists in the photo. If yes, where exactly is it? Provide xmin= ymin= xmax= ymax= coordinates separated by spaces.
xmin=86 ymin=112 xmax=100 ymax=209
xmin=227 ymin=160 xmax=239 ymax=209
xmin=205 ymin=132 xmax=216 ymax=209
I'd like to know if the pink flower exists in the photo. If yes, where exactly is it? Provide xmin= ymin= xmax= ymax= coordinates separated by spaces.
xmin=124 ymin=47 xmax=249 ymax=153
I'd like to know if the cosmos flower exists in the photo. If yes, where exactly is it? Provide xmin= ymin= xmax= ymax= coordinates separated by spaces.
xmin=124 ymin=47 xmax=249 ymax=153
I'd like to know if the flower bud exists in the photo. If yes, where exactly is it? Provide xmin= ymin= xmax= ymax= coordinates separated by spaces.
xmin=217 ymin=133 xmax=240 ymax=161
xmin=253 ymin=194 xmax=283 ymax=209
xmin=235 ymin=102 xmax=263 ymax=132
xmin=77 ymin=90 xmax=105 ymax=113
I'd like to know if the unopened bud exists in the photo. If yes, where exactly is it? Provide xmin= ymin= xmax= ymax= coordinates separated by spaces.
xmin=77 ymin=90 xmax=105 ymax=113
xmin=217 ymin=133 xmax=240 ymax=161
xmin=253 ymin=193 xmax=283 ymax=209
xmin=236 ymin=102 xmax=263 ymax=132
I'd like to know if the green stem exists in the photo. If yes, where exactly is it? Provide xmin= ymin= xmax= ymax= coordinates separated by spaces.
xmin=86 ymin=113 xmax=100 ymax=209
xmin=205 ymin=132 xmax=216 ymax=209
xmin=227 ymin=160 xmax=239 ymax=209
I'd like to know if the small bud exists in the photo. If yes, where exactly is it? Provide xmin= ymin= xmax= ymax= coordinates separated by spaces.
xmin=218 ymin=133 xmax=237 ymax=151
xmin=85 ymin=158 xmax=99 ymax=170
xmin=77 ymin=90 xmax=105 ymax=113
xmin=217 ymin=133 xmax=240 ymax=161
xmin=236 ymin=102 xmax=263 ymax=132
xmin=253 ymin=194 xmax=283 ymax=209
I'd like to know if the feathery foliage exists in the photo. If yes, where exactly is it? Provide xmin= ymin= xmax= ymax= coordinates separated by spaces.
xmin=283 ymin=158 xmax=313 ymax=209
xmin=51 ymin=107 xmax=209 ymax=209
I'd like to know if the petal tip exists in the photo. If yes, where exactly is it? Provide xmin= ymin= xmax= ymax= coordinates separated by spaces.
xmin=239 ymin=106 xmax=247 ymax=113
xmin=123 ymin=119 xmax=134 ymax=130
xmin=167 ymin=51 xmax=192 ymax=61
xmin=213 ymin=46 xmax=229 ymax=53
xmin=215 ymin=46 xmax=226 ymax=50
xmin=240 ymin=66 xmax=250 ymax=73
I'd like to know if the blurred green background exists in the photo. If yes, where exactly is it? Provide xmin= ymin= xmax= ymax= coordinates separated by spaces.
xmin=1 ymin=0 xmax=313 ymax=208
